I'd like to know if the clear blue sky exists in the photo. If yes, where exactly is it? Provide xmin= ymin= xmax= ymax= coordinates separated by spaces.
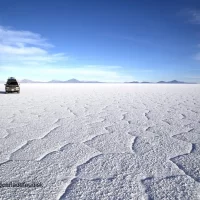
xmin=0 ymin=0 xmax=200 ymax=82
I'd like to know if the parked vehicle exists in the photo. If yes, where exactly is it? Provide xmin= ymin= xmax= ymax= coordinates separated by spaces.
xmin=5 ymin=77 xmax=20 ymax=93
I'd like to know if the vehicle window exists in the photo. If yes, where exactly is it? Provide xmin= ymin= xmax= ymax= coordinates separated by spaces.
xmin=7 ymin=81 xmax=18 ymax=85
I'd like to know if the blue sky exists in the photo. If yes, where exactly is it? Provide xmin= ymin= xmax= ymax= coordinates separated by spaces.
xmin=0 ymin=0 xmax=200 ymax=82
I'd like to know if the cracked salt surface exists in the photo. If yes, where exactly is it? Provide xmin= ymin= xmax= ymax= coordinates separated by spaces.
xmin=0 ymin=83 xmax=200 ymax=199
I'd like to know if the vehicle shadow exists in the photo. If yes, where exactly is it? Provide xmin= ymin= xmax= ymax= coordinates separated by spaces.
xmin=0 ymin=91 xmax=6 ymax=94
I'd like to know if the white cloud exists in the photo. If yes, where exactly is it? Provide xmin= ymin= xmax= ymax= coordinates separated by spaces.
xmin=178 ymin=9 xmax=200 ymax=24
xmin=0 ymin=26 xmax=134 ymax=82
xmin=181 ymin=11 xmax=200 ymax=63
xmin=186 ymin=9 xmax=200 ymax=24
xmin=0 ymin=26 xmax=67 ymax=65
xmin=193 ymin=52 xmax=200 ymax=61
xmin=0 ymin=26 xmax=53 ymax=47
xmin=0 ymin=44 xmax=47 ymax=55
xmin=0 ymin=65 xmax=134 ymax=82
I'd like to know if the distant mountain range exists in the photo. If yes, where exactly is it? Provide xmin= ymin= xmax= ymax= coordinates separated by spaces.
xmin=0 ymin=79 xmax=197 ymax=84
xmin=157 ymin=80 xmax=187 ymax=84
xmin=20 ymin=78 xmax=102 ymax=83
xmin=20 ymin=79 xmax=44 ymax=83
xmin=126 ymin=80 xmax=197 ymax=84
xmin=48 ymin=78 xmax=101 ymax=83
xmin=126 ymin=81 xmax=152 ymax=84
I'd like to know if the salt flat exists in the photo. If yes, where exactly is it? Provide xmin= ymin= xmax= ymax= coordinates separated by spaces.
xmin=0 ymin=83 xmax=200 ymax=200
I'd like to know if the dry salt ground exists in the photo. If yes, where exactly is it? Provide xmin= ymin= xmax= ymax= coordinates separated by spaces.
xmin=0 ymin=83 xmax=200 ymax=200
